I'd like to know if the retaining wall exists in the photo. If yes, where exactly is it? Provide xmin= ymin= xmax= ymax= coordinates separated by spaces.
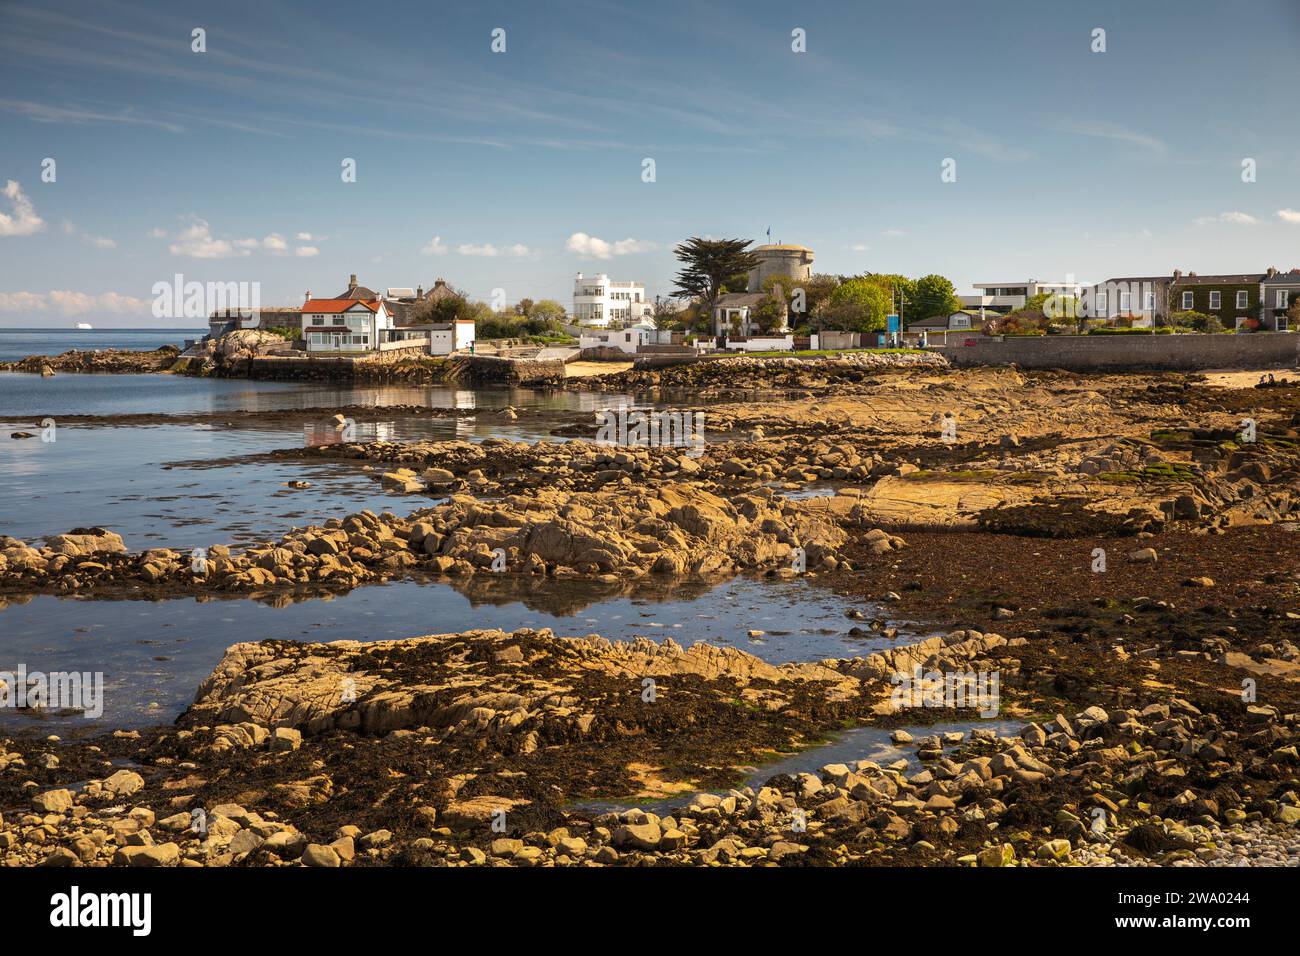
xmin=938 ymin=332 xmax=1300 ymax=371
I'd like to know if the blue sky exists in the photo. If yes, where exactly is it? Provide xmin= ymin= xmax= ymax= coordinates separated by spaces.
xmin=2 ymin=0 xmax=1299 ymax=326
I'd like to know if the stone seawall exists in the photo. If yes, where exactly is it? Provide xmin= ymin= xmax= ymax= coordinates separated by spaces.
xmin=462 ymin=355 xmax=567 ymax=386
xmin=939 ymin=332 xmax=1300 ymax=371
xmin=245 ymin=355 xmax=452 ymax=384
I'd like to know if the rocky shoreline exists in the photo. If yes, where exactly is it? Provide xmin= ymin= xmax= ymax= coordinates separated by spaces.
xmin=4 ymin=613 xmax=1298 ymax=868
xmin=2 ymin=358 xmax=1298 ymax=868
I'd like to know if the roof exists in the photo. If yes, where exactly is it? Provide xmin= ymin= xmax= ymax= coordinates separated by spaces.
xmin=302 ymin=298 xmax=381 ymax=314
xmin=424 ymin=280 xmax=459 ymax=302
xmin=754 ymin=244 xmax=812 ymax=253
xmin=1173 ymin=273 xmax=1266 ymax=285
xmin=714 ymin=292 xmax=769 ymax=308
xmin=908 ymin=311 xmax=976 ymax=328
xmin=385 ymin=300 xmax=418 ymax=326
xmin=338 ymin=285 xmax=379 ymax=299
xmin=386 ymin=288 xmax=416 ymax=298
xmin=1262 ymin=269 xmax=1300 ymax=284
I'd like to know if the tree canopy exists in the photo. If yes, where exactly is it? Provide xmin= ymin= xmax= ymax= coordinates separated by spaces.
xmin=822 ymin=277 xmax=890 ymax=333
xmin=671 ymin=238 xmax=760 ymax=308
xmin=910 ymin=274 xmax=961 ymax=321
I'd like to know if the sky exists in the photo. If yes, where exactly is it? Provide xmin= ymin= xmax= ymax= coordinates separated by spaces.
xmin=2 ymin=0 xmax=1300 ymax=326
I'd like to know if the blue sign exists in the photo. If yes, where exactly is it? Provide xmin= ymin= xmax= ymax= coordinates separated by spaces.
xmin=886 ymin=314 xmax=900 ymax=334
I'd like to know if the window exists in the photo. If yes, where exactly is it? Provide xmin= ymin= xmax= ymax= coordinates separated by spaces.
xmin=1119 ymin=291 xmax=1131 ymax=312
xmin=1236 ymin=290 xmax=1248 ymax=308
xmin=951 ymin=315 xmax=970 ymax=329
xmin=312 ymin=315 xmax=324 ymax=325
xmin=1278 ymin=290 xmax=1290 ymax=308
xmin=1182 ymin=291 xmax=1193 ymax=309
xmin=1096 ymin=291 xmax=1108 ymax=315
xmin=1145 ymin=291 xmax=1155 ymax=311
xmin=1209 ymin=291 xmax=1221 ymax=309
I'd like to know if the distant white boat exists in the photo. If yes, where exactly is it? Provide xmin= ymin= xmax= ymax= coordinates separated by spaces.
xmin=75 ymin=322 xmax=93 ymax=330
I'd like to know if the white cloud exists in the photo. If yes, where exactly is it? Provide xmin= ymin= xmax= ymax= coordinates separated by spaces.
xmin=1277 ymin=209 xmax=1300 ymax=224
xmin=0 ymin=290 xmax=147 ymax=315
xmin=880 ymin=229 xmax=905 ymax=237
xmin=63 ymin=219 xmax=115 ymax=249
xmin=159 ymin=219 xmax=314 ymax=257
xmin=457 ymin=242 xmax=532 ymax=258
xmin=1048 ymin=120 xmax=1166 ymax=153
xmin=566 ymin=232 xmax=656 ymax=259
xmin=1193 ymin=211 xmax=1258 ymax=225
xmin=296 ymin=232 xmax=313 ymax=241
xmin=421 ymin=235 xmax=448 ymax=256
xmin=294 ymin=246 xmax=319 ymax=257
xmin=0 ymin=180 xmax=45 ymax=237
xmin=850 ymin=243 xmax=870 ymax=252
xmin=169 ymin=218 xmax=244 ymax=258
xmin=147 ymin=227 xmax=167 ymax=238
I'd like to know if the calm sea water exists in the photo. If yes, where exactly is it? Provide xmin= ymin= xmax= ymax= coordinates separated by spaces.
xmin=0 ymin=374 xmax=633 ymax=546
xmin=0 ymin=328 xmax=204 ymax=363
xmin=0 ymin=577 xmax=892 ymax=729
xmin=0 ymin=355 xmax=874 ymax=736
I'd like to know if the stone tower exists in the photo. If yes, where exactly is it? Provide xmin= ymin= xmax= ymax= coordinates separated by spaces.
xmin=747 ymin=244 xmax=814 ymax=293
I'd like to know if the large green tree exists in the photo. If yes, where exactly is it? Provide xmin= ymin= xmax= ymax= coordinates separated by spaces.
xmin=863 ymin=273 xmax=915 ymax=316
xmin=671 ymin=238 xmax=760 ymax=312
xmin=822 ymin=277 xmax=890 ymax=333
xmin=910 ymin=274 xmax=961 ymax=321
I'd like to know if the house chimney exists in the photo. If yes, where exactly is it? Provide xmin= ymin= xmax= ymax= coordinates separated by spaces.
xmin=305 ymin=290 xmax=311 ymax=302
xmin=1189 ymin=271 xmax=1197 ymax=278
xmin=417 ymin=286 xmax=424 ymax=298
xmin=1173 ymin=269 xmax=1182 ymax=280
xmin=1268 ymin=266 xmax=1278 ymax=278
xmin=348 ymin=274 xmax=357 ymax=291
xmin=434 ymin=278 xmax=446 ymax=289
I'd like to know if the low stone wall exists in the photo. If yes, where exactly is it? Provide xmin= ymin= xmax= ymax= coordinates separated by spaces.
xmin=461 ymin=354 xmax=567 ymax=386
xmin=246 ymin=354 xmax=449 ymax=383
xmin=939 ymin=332 xmax=1300 ymax=371
xmin=579 ymin=346 xmax=636 ymax=361
xmin=358 ymin=344 xmax=430 ymax=362
xmin=634 ymin=352 xmax=699 ymax=369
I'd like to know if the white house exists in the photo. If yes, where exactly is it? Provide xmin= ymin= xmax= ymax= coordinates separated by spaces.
xmin=572 ymin=273 xmax=652 ymax=327
xmin=579 ymin=326 xmax=650 ymax=354
xmin=959 ymin=280 xmax=1081 ymax=314
xmin=301 ymin=297 xmax=392 ymax=352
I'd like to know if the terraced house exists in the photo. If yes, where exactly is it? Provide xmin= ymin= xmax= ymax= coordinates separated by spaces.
xmin=1260 ymin=267 xmax=1300 ymax=331
xmin=1169 ymin=269 xmax=1263 ymax=330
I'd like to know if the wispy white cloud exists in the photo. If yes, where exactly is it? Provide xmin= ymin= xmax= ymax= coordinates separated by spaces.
xmin=1193 ymin=211 xmax=1258 ymax=225
xmin=420 ymin=236 xmax=448 ymax=256
xmin=457 ymin=242 xmax=531 ymax=258
xmin=566 ymin=232 xmax=656 ymax=259
xmin=64 ymin=220 xmax=116 ymax=248
xmin=0 ymin=180 xmax=45 ymax=237
xmin=0 ymin=97 xmax=185 ymax=132
xmin=1047 ymin=120 xmax=1166 ymax=153
xmin=1277 ymin=209 xmax=1300 ymax=224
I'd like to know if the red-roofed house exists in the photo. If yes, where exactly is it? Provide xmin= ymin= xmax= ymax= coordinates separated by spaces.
xmin=300 ymin=297 xmax=393 ymax=352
